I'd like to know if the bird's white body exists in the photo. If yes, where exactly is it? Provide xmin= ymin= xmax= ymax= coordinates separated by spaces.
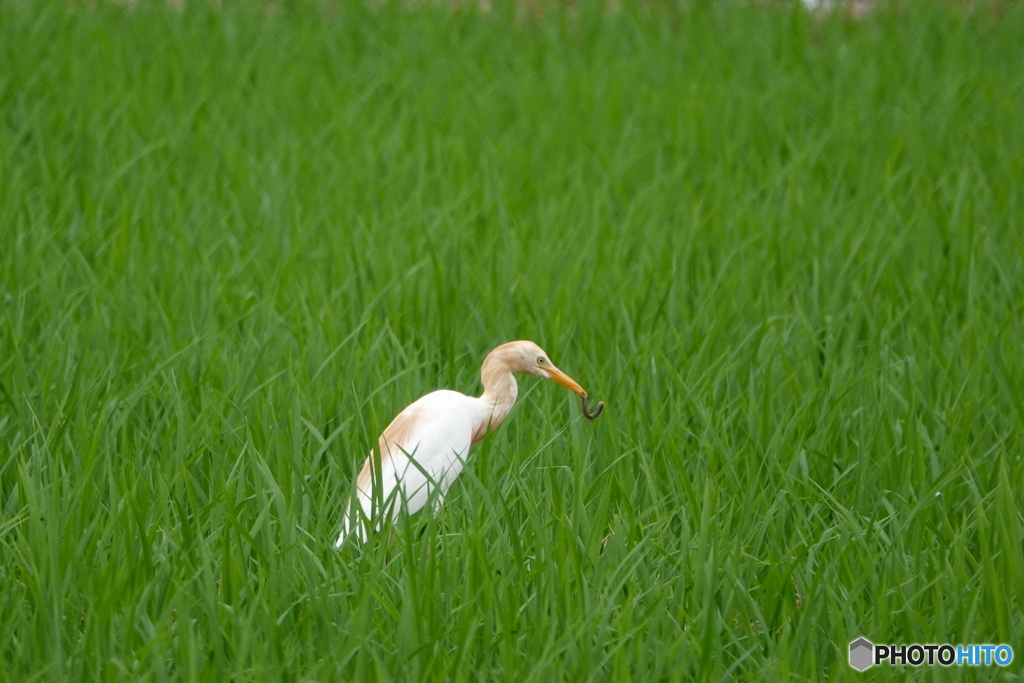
xmin=339 ymin=389 xmax=500 ymax=542
xmin=336 ymin=341 xmax=586 ymax=546
xmin=367 ymin=390 xmax=483 ymax=510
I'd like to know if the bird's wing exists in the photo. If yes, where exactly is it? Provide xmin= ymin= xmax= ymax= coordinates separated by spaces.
xmin=337 ymin=390 xmax=476 ymax=544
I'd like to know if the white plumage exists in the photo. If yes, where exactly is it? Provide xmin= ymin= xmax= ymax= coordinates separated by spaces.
xmin=336 ymin=340 xmax=590 ymax=545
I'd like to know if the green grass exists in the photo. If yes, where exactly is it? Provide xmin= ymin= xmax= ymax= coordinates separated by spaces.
xmin=2 ymin=0 xmax=1024 ymax=680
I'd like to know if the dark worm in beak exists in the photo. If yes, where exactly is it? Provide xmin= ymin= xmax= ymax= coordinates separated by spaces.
xmin=582 ymin=394 xmax=604 ymax=420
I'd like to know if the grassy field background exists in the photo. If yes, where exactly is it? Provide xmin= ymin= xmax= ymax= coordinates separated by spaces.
xmin=2 ymin=0 xmax=1023 ymax=680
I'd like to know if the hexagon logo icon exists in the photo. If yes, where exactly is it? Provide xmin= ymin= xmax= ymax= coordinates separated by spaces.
xmin=849 ymin=638 xmax=874 ymax=671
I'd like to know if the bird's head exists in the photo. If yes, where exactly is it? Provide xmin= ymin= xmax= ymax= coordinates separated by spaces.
xmin=502 ymin=340 xmax=587 ymax=396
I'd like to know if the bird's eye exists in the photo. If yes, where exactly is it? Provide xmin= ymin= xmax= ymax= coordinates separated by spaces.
xmin=537 ymin=357 xmax=545 ymax=365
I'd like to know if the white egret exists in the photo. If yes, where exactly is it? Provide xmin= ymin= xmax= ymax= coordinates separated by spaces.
xmin=336 ymin=340 xmax=602 ymax=545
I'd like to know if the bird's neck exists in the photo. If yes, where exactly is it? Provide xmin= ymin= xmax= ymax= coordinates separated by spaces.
xmin=475 ymin=353 xmax=519 ymax=439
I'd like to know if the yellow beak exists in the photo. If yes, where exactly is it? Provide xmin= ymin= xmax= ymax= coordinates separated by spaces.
xmin=547 ymin=365 xmax=587 ymax=396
